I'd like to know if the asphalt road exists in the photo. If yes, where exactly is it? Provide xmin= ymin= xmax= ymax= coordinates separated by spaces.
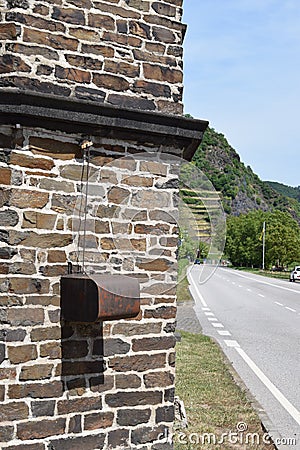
xmin=188 ymin=265 xmax=300 ymax=450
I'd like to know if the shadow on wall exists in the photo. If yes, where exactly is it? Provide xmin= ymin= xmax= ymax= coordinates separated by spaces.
xmin=61 ymin=321 xmax=106 ymax=394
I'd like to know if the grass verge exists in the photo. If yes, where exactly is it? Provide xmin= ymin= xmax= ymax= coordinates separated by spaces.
xmin=234 ymin=266 xmax=290 ymax=281
xmin=174 ymin=331 xmax=274 ymax=449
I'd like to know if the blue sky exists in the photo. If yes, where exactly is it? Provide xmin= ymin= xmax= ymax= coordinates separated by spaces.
xmin=183 ymin=0 xmax=300 ymax=186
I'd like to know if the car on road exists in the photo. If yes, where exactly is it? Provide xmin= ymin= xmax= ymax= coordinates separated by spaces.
xmin=289 ymin=266 xmax=300 ymax=282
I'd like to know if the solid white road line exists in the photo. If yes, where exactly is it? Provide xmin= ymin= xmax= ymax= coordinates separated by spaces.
xmin=236 ymin=347 xmax=300 ymax=427
xmin=208 ymin=318 xmax=218 ymax=322
xmin=258 ymin=294 xmax=265 ymax=298
xmin=222 ymin=269 xmax=300 ymax=294
xmin=189 ymin=273 xmax=208 ymax=307
xmin=204 ymin=312 xmax=214 ymax=316
xmin=202 ymin=307 xmax=210 ymax=311
xmin=275 ymin=302 xmax=283 ymax=306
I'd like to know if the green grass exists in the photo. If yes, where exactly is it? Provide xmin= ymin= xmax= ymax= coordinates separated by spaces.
xmin=177 ymin=259 xmax=193 ymax=304
xmin=235 ymin=266 xmax=290 ymax=281
xmin=174 ymin=332 xmax=274 ymax=449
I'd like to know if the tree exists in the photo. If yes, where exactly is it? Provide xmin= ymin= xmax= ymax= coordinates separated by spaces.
xmin=225 ymin=210 xmax=300 ymax=268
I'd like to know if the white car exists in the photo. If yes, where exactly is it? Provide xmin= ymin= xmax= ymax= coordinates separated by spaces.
xmin=290 ymin=266 xmax=300 ymax=282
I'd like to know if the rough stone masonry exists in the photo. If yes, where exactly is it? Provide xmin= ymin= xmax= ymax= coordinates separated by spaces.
xmin=0 ymin=1 xmax=208 ymax=449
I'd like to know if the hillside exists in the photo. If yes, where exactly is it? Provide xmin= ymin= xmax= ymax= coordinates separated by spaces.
xmin=192 ymin=127 xmax=300 ymax=223
xmin=266 ymin=181 xmax=300 ymax=202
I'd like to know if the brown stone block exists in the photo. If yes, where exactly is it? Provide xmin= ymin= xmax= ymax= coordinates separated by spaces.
xmin=0 ymin=22 xmax=20 ymax=40
xmin=6 ymin=42 xmax=59 ymax=61
xmin=0 ymin=424 xmax=14 ymax=442
xmin=84 ymin=411 xmax=114 ymax=430
xmin=89 ymin=374 xmax=114 ymax=393
xmin=59 ymin=164 xmax=95 ymax=180
xmin=99 ymin=169 xmax=118 ymax=184
xmin=131 ymin=424 xmax=167 ymax=446
xmin=144 ymin=305 xmax=176 ymax=319
xmin=157 ymin=99 xmax=183 ymax=115
xmin=57 ymin=396 xmax=102 ymax=415
xmin=17 ymin=418 xmax=65 ymax=440
xmin=7 ymin=307 xmax=44 ymax=326
xmin=51 ymin=194 xmax=80 ymax=215
xmin=153 ymin=25 xmax=176 ymax=44
xmin=96 ymin=2 xmax=141 ymax=18
xmin=159 ymin=236 xmax=178 ymax=247
xmin=31 ymin=400 xmax=55 ymax=418
xmin=143 ymin=63 xmax=182 ymax=83
xmin=48 ymin=250 xmax=67 ymax=263
xmin=62 ymin=361 xmax=103 ymax=376
xmin=23 ymin=27 xmax=79 ymax=51
xmin=10 ymin=189 xmax=49 ymax=208
xmin=62 ymin=340 xmax=89 ymax=359
xmin=149 ymin=209 xmax=177 ymax=223
xmin=82 ymin=43 xmax=114 ymax=58
xmin=68 ymin=27 xmax=99 ymax=42
xmin=100 ymin=237 xmax=115 ymax=250
xmin=8 ymin=344 xmax=37 ymax=364
xmin=67 ymin=0 xmax=92 ymax=7
xmin=22 ymin=211 xmax=56 ymax=229
xmin=10 ymin=152 xmax=54 ymax=170
xmin=20 ymin=363 xmax=53 ymax=381
xmin=0 ymin=368 xmax=17 ymax=380
xmin=109 ymin=353 xmax=166 ymax=372
xmin=0 ymin=401 xmax=29 ymax=422
xmin=145 ymin=42 xmax=165 ymax=53
xmin=104 ymin=60 xmax=140 ymax=77
xmin=40 ymin=264 xmax=68 ymax=277
xmin=31 ymin=326 xmax=61 ymax=342
xmin=9 ymin=259 xmax=36 ymax=275
xmin=39 ymin=178 xmax=74 ymax=193
xmin=152 ymin=2 xmax=176 ymax=16
xmin=132 ymin=336 xmax=175 ymax=352
xmin=13 ymin=231 xmax=72 ymax=248
xmin=141 ymin=283 xmax=176 ymax=295
xmin=88 ymin=12 xmax=115 ymax=30
xmin=48 ymin=434 xmax=106 ymax=450
xmin=29 ymin=137 xmax=82 ymax=160
xmin=115 ymin=373 xmax=141 ymax=389
xmin=96 ymin=204 xmax=119 ymax=219
xmin=134 ymin=223 xmax=170 ymax=235
xmin=129 ymin=20 xmax=150 ymax=38
xmin=25 ymin=295 xmax=59 ymax=306
xmin=122 ymin=175 xmax=153 ymax=187
xmin=0 ymin=167 xmax=12 ymax=185
xmin=40 ymin=342 xmax=61 ymax=359
xmin=133 ymin=79 xmax=171 ymax=97
xmin=107 ymin=186 xmax=130 ymax=204
xmin=112 ymin=322 xmax=162 ymax=336
xmin=144 ymin=370 xmax=174 ymax=388
xmin=8 ymin=381 xmax=63 ymax=399
xmin=9 ymin=277 xmax=49 ymax=295
xmin=117 ymin=408 xmax=151 ymax=426
xmin=111 ymin=221 xmax=131 ymax=235
xmin=52 ymin=6 xmax=85 ymax=25
xmin=0 ymin=54 xmax=30 ymax=74
xmin=105 ymin=390 xmax=162 ymax=407
xmin=93 ymin=73 xmax=130 ymax=91
xmin=55 ymin=66 xmax=91 ymax=83
xmin=108 ymin=429 xmax=129 ymax=448
xmin=65 ymin=54 xmax=103 ymax=70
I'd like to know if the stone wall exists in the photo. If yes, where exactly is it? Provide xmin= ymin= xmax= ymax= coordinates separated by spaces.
xmin=0 ymin=0 xmax=185 ymax=115
xmin=0 ymin=123 xmax=181 ymax=449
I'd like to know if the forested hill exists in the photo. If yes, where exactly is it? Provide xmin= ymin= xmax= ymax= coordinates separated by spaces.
xmin=266 ymin=181 xmax=300 ymax=202
xmin=192 ymin=127 xmax=300 ymax=222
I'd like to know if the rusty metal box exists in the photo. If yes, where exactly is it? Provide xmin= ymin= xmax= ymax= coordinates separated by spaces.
xmin=61 ymin=274 xmax=140 ymax=322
